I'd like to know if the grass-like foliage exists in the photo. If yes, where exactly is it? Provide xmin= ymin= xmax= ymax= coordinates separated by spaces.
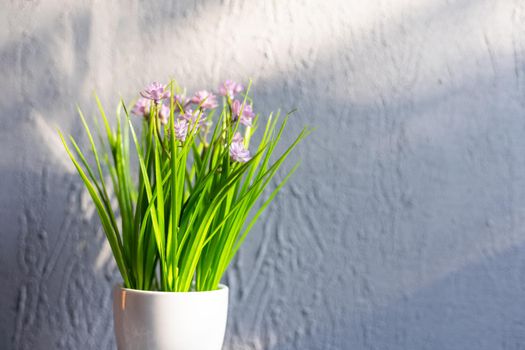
xmin=59 ymin=80 xmax=310 ymax=292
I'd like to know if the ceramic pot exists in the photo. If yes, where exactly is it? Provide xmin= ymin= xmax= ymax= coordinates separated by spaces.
xmin=113 ymin=284 xmax=229 ymax=350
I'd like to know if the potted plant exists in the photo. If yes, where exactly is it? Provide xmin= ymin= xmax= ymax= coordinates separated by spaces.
xmin=59 ymin=80 xmax=310 ymax=350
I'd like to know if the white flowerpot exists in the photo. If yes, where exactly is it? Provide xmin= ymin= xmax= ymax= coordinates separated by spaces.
xmin=113 ymin=284 xmax=229 ymax=350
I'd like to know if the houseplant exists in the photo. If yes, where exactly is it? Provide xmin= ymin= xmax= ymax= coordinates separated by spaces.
xmin=59 ymin=80 xmax=310 ymax=350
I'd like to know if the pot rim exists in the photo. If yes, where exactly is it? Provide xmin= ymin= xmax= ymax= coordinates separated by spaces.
xmin=115 ymin=283 xmax=228 ymax=295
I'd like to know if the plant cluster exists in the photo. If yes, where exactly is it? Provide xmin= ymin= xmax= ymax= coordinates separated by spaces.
xmin=60 ymin=80 xmax=310 ymax=292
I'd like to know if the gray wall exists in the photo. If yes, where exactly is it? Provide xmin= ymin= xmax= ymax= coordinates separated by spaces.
xmin=2 ymin=0 xmax=525 ymax=349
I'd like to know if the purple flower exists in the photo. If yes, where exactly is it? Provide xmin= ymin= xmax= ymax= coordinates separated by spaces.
xmin=140 ymin=82 xmax=170 ymax=102
xmin=231 ymin=99 xmax=255 ymax=126
xmin=180 ymin=109 xmax=206 ymax=128
xmin=174 ymin=94 xmax=190 ymax=109
xmin=133 ymin=97 xmax=172 ymax=125
xmin=174 ymin=118 xmax=188 ymax=141
xmin=159 ymin=104 xmax=170 ymax=125
xmin=218 ymin=80 xmax=244 ymax=99
xmin=179 ymin=108 xmax=195 ymax=122
xmin=132 ymin=97 xmax=151 ymax=117
xmin=190 ymin=90 xmax=218 ymax=110
xmin=232 ymin=132 xmax=244 ymax=143
xmin=230 ymin=132 xmax=251 ymax=163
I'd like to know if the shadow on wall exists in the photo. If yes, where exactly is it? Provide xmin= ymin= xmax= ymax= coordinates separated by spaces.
xmin=0 ymin=5 xmax=120 ymax=349
xmin=2 ymin=0 xmax=525 ymax=349
xmin=7 ymin=165 xmax=121 ymax=350
xmin=0 ymin=2 xmax=217 ymax=346
xmin=357 ymin=243 xmax=525 ymax=350
xmin=223 ymin=2 xmax=525 ymax=350
xmin=262 ymin=243 xmax=525 ymax=350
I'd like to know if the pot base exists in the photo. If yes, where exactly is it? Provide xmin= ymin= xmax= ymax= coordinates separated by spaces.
xmin=113 ymin=285 xmax=228 ymax=350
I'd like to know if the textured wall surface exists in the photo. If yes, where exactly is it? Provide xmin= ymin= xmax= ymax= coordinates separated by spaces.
xmin=2 ymin=0 xmax=525 ymax=349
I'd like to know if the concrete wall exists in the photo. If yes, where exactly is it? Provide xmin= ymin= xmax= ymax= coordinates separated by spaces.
xmin=2 ymin=0 xmax=525 ymax=349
